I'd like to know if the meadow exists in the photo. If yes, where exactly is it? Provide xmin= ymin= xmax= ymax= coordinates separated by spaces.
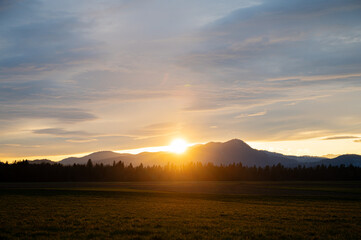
xmin=0 ymin=181 xmax=360 ymax=240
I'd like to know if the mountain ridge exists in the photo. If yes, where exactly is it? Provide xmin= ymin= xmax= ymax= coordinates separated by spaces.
xmin=15 ymin=139 xmax=361 ymax=167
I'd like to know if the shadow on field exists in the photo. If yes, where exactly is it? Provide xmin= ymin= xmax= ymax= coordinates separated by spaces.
xmin=1 ymin=181 xmax=361 ymax=201
xmin=1 ymin=182 xmax=361 ymax=240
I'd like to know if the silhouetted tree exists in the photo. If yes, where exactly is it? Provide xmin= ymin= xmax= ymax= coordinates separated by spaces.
xmin=87 ymin=159 xmax=93 ymax=168
xmin=0 ymin=160 xmax=360 ymax=182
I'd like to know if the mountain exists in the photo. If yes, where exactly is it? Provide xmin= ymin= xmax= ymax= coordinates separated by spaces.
xmin=260 ymin=151 xmax=326 ymax=163
xmin=305 ymin=154 xmax=361 ymax=167
xmin=184 ymin=139 xmax=299 ymax=167
xmin=4 ymin=139 xmax=360 ymax=167
xmin=57 ymin=139 xmax=361 ymax=167
xmin=28 ymin=159 xmax=57 ymax=164
xmin=60 ymin=151 xmax=134 ymax=165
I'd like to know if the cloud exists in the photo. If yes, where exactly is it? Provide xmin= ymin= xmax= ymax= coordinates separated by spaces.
xmin=173 ymin=0 xmax=361 ymax=142
xmin=354 ymin=139 xmax=361 ymax=143
xmin=0 ymin=107 xmax=97 ymax=123
xmin=182 ymin=86 xmax=285 ymax=112
xmin=267 ymin=73 xmax=361 ymax=82
xmin=33 ymin=128 xmax=92 ymax=136
xmin=181 ymin=0 xmax=361 ymax=80
xmin=128 ymin=122 xmax=181 ymax=139
xmin=0 ymin=80 xmax=62 ymax=103
xmin=1 ymin=0 xmax=361 ymax=159
xmin=66 ymin=139 xmax=97 ymax=143
xmin=1 ymin=143 xmax=41 ymax=149
xmin=323 ymin=136 xmax=359 ymax=140
xmin=143 ymin=122 xmax=176 ymax=130
xmin=0 ymin=1 xmax=99 ymax=79
xmin=236 ymin=111 xmax=267 ymax=118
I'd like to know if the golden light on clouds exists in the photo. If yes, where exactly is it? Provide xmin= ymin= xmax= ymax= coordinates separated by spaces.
xmin=1 ymin=0 xmax=361 ymax=161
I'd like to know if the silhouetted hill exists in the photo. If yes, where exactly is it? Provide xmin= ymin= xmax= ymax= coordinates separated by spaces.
xmin=54 ymin=139 xmax=361 ymax=168
xmin=306 ymin=154 xmax=361 ymax=167
xmin=262 ymin=151 xmax=326 ymax=163
xmin=60 ymin=151 xmax=133 ymax=165
xmin=28 ymin=159 xmax=56 ymax=164
xmin=185 ymin=139 xmax=299 ymax=167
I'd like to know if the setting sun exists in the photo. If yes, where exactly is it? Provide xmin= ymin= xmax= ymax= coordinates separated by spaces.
xmin=168 ymin=138 xmax=188 ymax=154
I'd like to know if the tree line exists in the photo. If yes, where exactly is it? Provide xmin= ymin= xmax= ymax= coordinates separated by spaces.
xmin=0 ymin=159 xmax=360 ymax=182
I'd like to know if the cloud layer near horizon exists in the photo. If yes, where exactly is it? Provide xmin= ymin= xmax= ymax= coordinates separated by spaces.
xmin=1 ymin=0 xmax=361 ymax=159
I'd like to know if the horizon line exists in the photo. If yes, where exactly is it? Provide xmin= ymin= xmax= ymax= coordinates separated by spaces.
xmin=0 ymin=138 xmax=349 ymax=163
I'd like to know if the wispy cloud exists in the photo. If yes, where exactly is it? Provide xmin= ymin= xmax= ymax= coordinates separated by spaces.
xmin=236 ymin=111 xmax=267 ymax=118
xmin=1 ymin=144 xmax=41 ymax=149
xmin=0 ymin=107 xmax=97 ymax=123
xmin=66 ymin=139 xmax=97 ymax=143
xmin=267 ymin=73 xmax=361 ymax=82
xmin=128 ymin=122 xmax=181 ymax=139
xmin=323 ymin=136 xmax=359 ymax=140
xmin=33 ymin=128 xmax=93 ymax=136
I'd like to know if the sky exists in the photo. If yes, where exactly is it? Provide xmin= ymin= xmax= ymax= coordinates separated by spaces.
xmin=1 ymin=0 xmax=361 ymax=161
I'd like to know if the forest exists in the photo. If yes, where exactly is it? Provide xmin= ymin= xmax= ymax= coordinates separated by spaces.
xmin=1 ymin=159 xmax=360 ymax=181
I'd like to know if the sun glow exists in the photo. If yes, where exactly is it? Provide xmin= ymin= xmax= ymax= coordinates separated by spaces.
xmin=168 ymin=138 xmax=188 ymax=154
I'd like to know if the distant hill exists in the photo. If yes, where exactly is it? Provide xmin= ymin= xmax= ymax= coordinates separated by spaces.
xmin=184 ymin=139 xmax=299 ymax=167
xmin=262 ymin=151 xmax=325 ymax=163
xmin=56 ymin=139 xmax=361 ymax=167
xmin=305 ymin=154 xmax=361 ymax=167
xmin=60 ymin=151 xmax=133 ymax=165
xmin=8 ymin=139 xmax=357 ymax=167
xmin=28 ymin=159 xmax=57 ymax=164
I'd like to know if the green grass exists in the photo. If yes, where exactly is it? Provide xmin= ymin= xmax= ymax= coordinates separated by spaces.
xmin=0 ymin=182 xmax=360 ymax=239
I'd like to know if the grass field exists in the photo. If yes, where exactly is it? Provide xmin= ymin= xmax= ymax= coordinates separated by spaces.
xmin=0 ymin=182 xmax=360 ymax=239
